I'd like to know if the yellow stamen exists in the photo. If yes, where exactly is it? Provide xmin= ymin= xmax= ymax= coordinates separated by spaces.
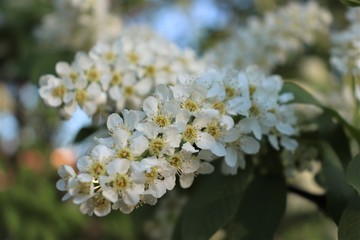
xmin=183 ymin=99 xmax=199 ymax=112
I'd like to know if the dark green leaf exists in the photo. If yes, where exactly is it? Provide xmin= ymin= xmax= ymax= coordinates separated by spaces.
xmin=282 ymin=81 xmax=360 ymax=143
xmin=340 ymin=0 xmax=360 ymax=7
xmin=338 ymin=195 xmax=360 ymax=240
xmin=315 ymin=113 xmax=352 ymax=166
xmin=346 ymin=154 xmax=360 ymax=195
xmin=231 ymin=174 xmax=286 ymax=240
xmin=323 ymin=107 xmax=360 ymax=143
xmin=73 ymin=126 xmax=98 ymax=143
xmin=320 ymin=142 xmax=355 ymax=223
xmin=172 ymin=211 xmax=184 ymax=240
xmin=177 ymin=169 xmax=252 ymax=240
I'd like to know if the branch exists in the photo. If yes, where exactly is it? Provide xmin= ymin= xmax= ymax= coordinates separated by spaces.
xmin=287 ymin=185 xmax=327 ymax=211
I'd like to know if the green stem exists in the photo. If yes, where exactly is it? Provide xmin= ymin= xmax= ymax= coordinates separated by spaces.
xmin=350 ymin=74 xmax=360 ymax=126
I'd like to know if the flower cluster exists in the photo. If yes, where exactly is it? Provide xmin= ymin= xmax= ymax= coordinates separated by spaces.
xmin=39 ymin=26 xmax=205 ymax=119
xmin=206 ymin=1 xmax=332 ymax=73
xmin=331 ymin=8 xmax=360 ymax=81
xmin=56 ymin=66 xmax=298 ymax=216
xmin=35 ymin=0 xmax=122 ymax=50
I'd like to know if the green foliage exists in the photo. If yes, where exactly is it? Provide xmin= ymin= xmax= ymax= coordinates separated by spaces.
xmin=319 ymin=142 xmax=355 ymax=223
xmin=30 ymin=50 xmax=73 ymax=83
xmin=173 ymin=155 xmax=288 ymax=240
xmin=346 ymin=154 xmax=360 ymax=195
xmin=338 ymin=154 xmax=360 ymax=240
xmin=173 ymin=168 xmax=252 ymax=240
xmin=283 ymin=81 xmax=360 ymax=236
xmin=282 ymin=81 xmax=360 ymax=143
xmin=0 ymin=0 xmax=53 ymax=81
xmin=338 ymin=195 xmax=360 ymax=240
xmin=314 ymin=113 xmax=352 ymax=166
xmin=73 ymin=126 xmax=100 ymax=143
xmin=340 ymin=0 xmax=360 ymax=7
xmin=0 ymin=166 xmax=140 ymax=239
xmin=0 ymin=168 xmax=86 ymax=240
xmin=231 ymin=174 xmax=287 ymax=240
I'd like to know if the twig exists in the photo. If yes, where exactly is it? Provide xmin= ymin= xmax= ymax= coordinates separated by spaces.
xmin=287 ymin=185 xmax=327 ymax=211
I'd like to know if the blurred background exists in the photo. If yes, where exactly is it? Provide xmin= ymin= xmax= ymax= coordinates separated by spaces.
xmin=0 ymin=0 xmax=350 ymax=239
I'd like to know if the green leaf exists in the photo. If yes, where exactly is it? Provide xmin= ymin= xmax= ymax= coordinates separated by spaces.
xmin=340 ymin=0 xmax=360 ymax=7
xmin=73 ymin=126 xmax=98 ymax=143
xmin=172 ymin=211 xmax=184 ymax=240
xmin=282 ymin=81 xmax=360 ymax=143
xmin=176 ymin=169 xmax=252 ymax=240
xmin=320 ymin=142 xmax=355 ymax=223
xmin=282 ymin=81 xmax=322 ymax=105
xmin=338 ymin=195 xmax=360 ymax=240
xmin=346 ymin=154 xmax=360 ymax=195
xmin=315 ymin=113 xmax=352 ymax=166
xmin=231 ymin=174 xmax=286 ymax=240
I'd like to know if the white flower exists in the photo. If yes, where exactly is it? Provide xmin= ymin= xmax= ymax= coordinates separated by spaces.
xmin=223 ymin=125 xmax=260 ymax=169
xmin=100 ymin=159 xmax=144 ymax=206
xmin=206 ymin=2 xmax=332 ymax=72
xmin=56 ymin=165 xmax=77 ymax=201
xmin=108 ymin=69 xmax=152 ymax=110
xmin=131 ymin=156 xmax=174 ymax=198
xmin=68 ymin=174 xmax=95 ymax=204
xmin=79 ymin=193 xmax=112 ymax=217
xmin=54 ymin=64 xmax=299 ymax=216
xmin=39 ymin=75 xmax=71 ymax=107
xmin=63 ymin=81 xmax=106 ymax=117
xmin=141 ymin=86 xmax=180 ymax=131
xmin=90 ymin=40 xmax=123 ymax=65
xmin=103 ymin=111 xmax=145 ymax=147
xmin=176 ymin=111 xmax=217 ymax=153
xmin=170 ymin=82 xmax=207 ymax=115
xmin=55 ymin=61 xmax=82 ymax=89
xmin=196 ymin=68 xmax=252 ymax=116
xmin=76 ymin=53 xmax=111 ymax=89
xmin=221 ymin=151 xmax=246 ymax=176
xmin=107 ymin=111 xmax=145 ymax=133
xmin=177 ymin=110 xmax=235 ymax=157
xmin=77 ymin=145 xmax=115 ymax=178
xmin=39 ymin=26 xmax=205 ymax=119
xmin=112 ymin=199 xmax=135 ymax=214
xmin=166 ymin=150 xmax=214 ymax=188
xmin=110 ymin=131 xmax=149 ymax=162
xmin=143 ymin=127 xmax=181 ymax=157
xmin=35 ymin=0 xmax=122 ymax=50
xmin=331 ymin=8 xmax=360 ymax=80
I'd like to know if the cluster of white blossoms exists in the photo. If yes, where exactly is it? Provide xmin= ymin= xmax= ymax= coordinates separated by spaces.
xmin=39 ymin=27 xmax=205 ymax=119
xmin=206 ymin=1 xmax=332 ymax=73
xmin=331 ymin=8 xmax=360 ymax=81
xmin=34 ymin=0 xmax=122 ymax=50
xmin=56 ymin=66 xmax=298 ymax=216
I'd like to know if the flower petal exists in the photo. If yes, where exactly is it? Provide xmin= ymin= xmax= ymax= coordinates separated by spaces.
xmin=240 ymin=136 xmax=260 ymax=154
xmin=142 ymin=96 xmax=158 ymax=116
xmin=196 ymin=132 xmax=215 ymax=150
xmin=180 ymin=174 xmax=194 ymax=188
xmin=210 ymin=141 xmax=226 ymax=157
xmin=198 ymin=162 xmax=214 ymax=174
xmin=106 ymin=159 xmax=131 ymax=175
xmin=102 ymin=188 xmax=119 ymax=203
xmin=107 ymin=113 xmax=123 ymax=132
xmin=225 ymin=147 xmax=238 ymax=167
